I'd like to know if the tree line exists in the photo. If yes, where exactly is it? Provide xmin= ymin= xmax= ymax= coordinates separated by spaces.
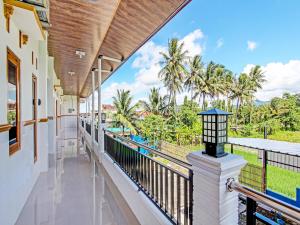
xmin=112 ymin=38 xmax=300 ymax=144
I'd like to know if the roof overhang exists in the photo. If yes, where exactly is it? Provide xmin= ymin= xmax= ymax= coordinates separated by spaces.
xmin=48 ymin=0 xmax=191 ymax=97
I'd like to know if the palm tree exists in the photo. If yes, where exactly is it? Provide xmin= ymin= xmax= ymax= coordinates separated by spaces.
xmin=223 ymin=70 xmax=234 ymax=111
xmin=194 ymin=61 xmax=219 ymax=110
xmin=248 ymin=65 xmax=265 ymax=92
xmin=230 ymin=73 xmax=252 ymax=126
xmin=184 ymin=55 xmax=203 ymax=100
xmin=139 ymin=87 xmax=165 ymax=115
xmin=112 ymin=89 xmax=138 ymax=134
xmin=248 ymin=65 xmax=265 ymax=123
xmin=159 ymin=38 xmax=188 ymax=107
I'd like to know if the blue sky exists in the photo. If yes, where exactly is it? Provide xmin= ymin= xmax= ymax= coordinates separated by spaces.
xmin=101 ymin=0 xmax=300 ymax=104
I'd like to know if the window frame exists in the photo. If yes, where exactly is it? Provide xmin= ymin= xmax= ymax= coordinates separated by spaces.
xmin=7 ymin=48 xmax=21 ymax=156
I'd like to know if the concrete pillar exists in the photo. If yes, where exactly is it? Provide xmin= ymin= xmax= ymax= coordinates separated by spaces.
xmin=187 ymin=152 xmax=246 ymax=225
xmin=91 ymin=70 xmax=95 ymax=151
xmin=97 ymin=57 xmax=103 ymax=157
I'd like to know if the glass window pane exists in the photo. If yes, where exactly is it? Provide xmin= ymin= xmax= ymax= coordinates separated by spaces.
xmin=208 ymin=137 xmax=211 ymax=142
xmin=212 ymin=137 xmax=215 ymax=143
xmin=204 ymin=136 xmax=207 ymax=142
xmin=8 ymin=61 xmax=17 ymax=145
xmin=204 ymin=123 xmax=207 ymax=129
xmin=207 ymin=115 xmax=211 ymax=122
xmin=211 ymin=131 xmax=216 ymax=137
xmin=212 ymin=116 xmax=215 ymax=122
xmin=204 ymin=115 xmax=207 ymax=122
xmin=208 ymin=123 xmax=211 ymax=129
xmin=212 ymin=123 xmax=215 ymax=130
xmin=204 ymin=130 xmax=207 ymax=135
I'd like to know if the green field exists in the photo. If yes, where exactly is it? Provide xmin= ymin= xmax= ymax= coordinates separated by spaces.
xmin=226 ymin=147 xmax=300 ymax=199
xmin=230 ymin=130 xmax=300 ymax=143
xmin=161 ymin=138 xmax=300 ymax=199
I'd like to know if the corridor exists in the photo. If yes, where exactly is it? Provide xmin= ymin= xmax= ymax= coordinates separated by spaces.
xmin=15 ymin=132 xmax=139 ymax=225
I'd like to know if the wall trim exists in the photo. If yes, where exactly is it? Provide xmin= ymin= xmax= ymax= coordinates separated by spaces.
xmin=0 ymin=124 xmax=13 ymax=133
xmin=4 ymin=0 xmax=45 ymax=39
xmin=23 ymin=119 xmax=35 ymax=126
xmin=39 ymin=118 xmax=48 ymax=123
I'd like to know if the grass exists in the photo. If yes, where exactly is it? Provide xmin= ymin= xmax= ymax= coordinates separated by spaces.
xmin=229 ymin=130 xmax=300 ymax=143
xmin=159 ymin=134 xmax=300 ymax=199
xmin=268 ymin=131 xmax=300 ymax=143
xmin=224 ymin=147 xmax=300 ymax=199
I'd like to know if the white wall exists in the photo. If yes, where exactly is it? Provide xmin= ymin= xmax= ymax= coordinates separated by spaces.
xmin=0 ymin=2 xmax=52 ymax=224
xmin=60 ymin=95 xmax=78 ymax=140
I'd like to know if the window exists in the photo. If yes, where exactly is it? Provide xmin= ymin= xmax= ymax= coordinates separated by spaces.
xmin=7 ymin=48 xmax=21 ymax=155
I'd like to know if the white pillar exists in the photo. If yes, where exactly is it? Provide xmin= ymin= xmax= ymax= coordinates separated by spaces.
xmin=97 ymin=57 xmax=103 ymax=156
xmin=187 ymin=152 xmax=246 ymax=225
xmin=91 ymin=70 xmax=95 ymax=152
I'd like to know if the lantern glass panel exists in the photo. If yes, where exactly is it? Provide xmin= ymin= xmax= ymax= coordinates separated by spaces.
xmin=207 ymin=115 xmax=211 ymax=122
xmin=212 ymin=116 xmax=215 ymax=122
xmin=212 ymin=137 xmax=215 ymax=143
xmin=212 ymin=123 xmax=215 ymax=130
xmin=204 ymin=123 xmax=207 ymax=129
xmin=204 ymin=136 xmax=207 ymax=142
xmin=208 ymin=123 xmax=211 ymax=129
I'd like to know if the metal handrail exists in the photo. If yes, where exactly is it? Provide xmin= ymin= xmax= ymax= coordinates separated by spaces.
xmin=227 ymin=178 xmax=300 ymax=223
xmin=104 ymin=129 xmax=192 ymax=170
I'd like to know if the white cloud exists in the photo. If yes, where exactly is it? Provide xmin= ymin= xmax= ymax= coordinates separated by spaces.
xmin=102 ymin=29 xmax=205 ymax=104
xmin=247 ymin=41 xmax=257 ymax=51
xmin=216 ymin=38 xmax=224 ymax=48
xmin=180 ymin=29 xmax=204 ymax=57
xmin=243 ymin=60 xmax=300 ymax=101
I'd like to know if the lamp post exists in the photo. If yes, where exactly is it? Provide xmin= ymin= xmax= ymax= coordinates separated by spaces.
xmin=198 ymin=108 xmax=232 ymax=158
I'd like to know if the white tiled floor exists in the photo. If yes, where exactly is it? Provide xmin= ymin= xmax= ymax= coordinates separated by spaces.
xmin=15 ymin=135 xmax=139 ymax=225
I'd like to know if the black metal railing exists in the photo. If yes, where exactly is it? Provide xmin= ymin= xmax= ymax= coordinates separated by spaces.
xmin=104 ymin=130 xmax=193 ymax=225
xmin=230 ymin=143 xmax=300 ymax=193
xmin=86 ymin=123 xmax=91 ymax=135
xmin=227 ymin=179 xmax=300 ymax=225
xmin=81 ymin=119 xmax=84 ymax=128
xmin=95 ymin=126 xmax=98 ymax=142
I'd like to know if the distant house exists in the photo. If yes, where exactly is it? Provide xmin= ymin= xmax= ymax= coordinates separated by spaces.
xmin=102 ymin=104 xmax=117 ymax=113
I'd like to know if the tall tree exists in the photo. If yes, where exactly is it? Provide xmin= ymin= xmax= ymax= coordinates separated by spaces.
xmin=230 ymin=73 xmax=252 ymax=126
xmin=139 ymin=87 xmax=166 ymax=115
xmin=184 ymin=55 xmax=203 ymax=100
xmin=194 ymin=61 xmax=220 ymax=110
xmin=159 ymin=38 xmax=188 ymax=108
xmin=112 ymin=89 xmax=138 ymax=134
xmin=247 ymin=65 xmax=265 ymax=123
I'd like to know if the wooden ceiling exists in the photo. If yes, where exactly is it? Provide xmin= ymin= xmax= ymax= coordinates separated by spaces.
xmin=48 ymin=0 xmax=190 ymax=97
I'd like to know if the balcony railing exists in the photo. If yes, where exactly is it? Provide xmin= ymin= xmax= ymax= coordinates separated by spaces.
xmin=78 ymin=118 xmax=299 ymax=225
xmin=95 ymin=126 xmax=98 ymax=142
xmin=85 ymin=123 xmax=91 ymax=135
xmin=104 ymin=130 xmax=193 ymax=225
xmin=227 ymin=179 xmax=300 ymax=225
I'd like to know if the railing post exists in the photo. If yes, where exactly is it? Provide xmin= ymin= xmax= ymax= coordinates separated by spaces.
xmin=246 ymin=197 xmax=257 ymax=225
xmin=262 ymin=150 xmax=267 ymax=193
xmin=231 ymin=144 xmax=234 ymax=154
xmin=187 ymin=152 xmax=246 ymax=225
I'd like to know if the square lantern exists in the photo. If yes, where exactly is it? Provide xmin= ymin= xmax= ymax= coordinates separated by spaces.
xmin=101 ymin=112 xmax=106 ymax=123
xmin=198 ymin=108 xmax=232 ymax=157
